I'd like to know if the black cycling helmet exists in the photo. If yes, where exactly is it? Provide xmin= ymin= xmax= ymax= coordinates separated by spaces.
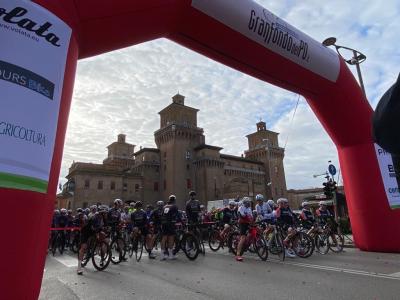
xmin=189 ymin=191 xmax=196 ymax=197
xmin=135 ymin=201 xmax=143 ymax=208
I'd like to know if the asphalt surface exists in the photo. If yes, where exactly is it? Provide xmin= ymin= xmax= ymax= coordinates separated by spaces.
xmin=40 ymin=246 xmax=400 ymax=300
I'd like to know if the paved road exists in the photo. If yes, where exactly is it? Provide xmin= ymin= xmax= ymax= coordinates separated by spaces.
xmin=40 ymin=246 xmax=400 ymax=300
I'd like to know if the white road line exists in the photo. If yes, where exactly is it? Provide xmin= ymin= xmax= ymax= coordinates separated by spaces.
xmin=206 ymin=248 xmax=400 ymax=281
xmin=52 ymin=254 xmax=77 ymax=268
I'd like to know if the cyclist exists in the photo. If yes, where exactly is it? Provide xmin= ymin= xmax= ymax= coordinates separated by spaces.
xmin=300 ymin=201 xmax=316 ymax=232
xmin=220 ymin=200 xmax=238 ymax=240
xmin=108 ymin=199 xmax=123 ymax=232
xmin=128 ymin=202 xmax=136 ymax=214
xmin=77 ymin=205 xmax=108 ymax=275
xmin=160 ymin=195 xmax=180 ymax=260
xmin=255 ymin=194 xmax=275 ymax=236
xmin=236 ymin=197 xmax=253 ymax=262
xmin=88 ymin=205 xmax=97 ymax=220
xmin=131 ymin=201 xmax=156 ymax=259
xmin=151 ymin=201 xmax=164 ymax=236
xmin=145 ymin=205 xmax=154 ymax=221
xmin=275 ymin=198 xmax=296 ymax=258
xmin=186 ymin=191 xmax=201 ymax=225
xmin=316 ymin=201 xmax=339 ymax=245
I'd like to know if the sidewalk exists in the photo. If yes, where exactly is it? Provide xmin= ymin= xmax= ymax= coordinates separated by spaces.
xmin=342 ymin=234 xmax=355 ymax=248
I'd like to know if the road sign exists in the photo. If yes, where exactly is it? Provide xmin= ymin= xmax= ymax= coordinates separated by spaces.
xmin=328 ymin=164 xmax=337 ymax=176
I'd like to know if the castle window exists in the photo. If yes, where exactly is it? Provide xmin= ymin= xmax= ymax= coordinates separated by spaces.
xmin=187 ymin=179 xmax=192 ymax=189
xmin=84 ymin=179 xmax=90 ymax=189
xmin=98 ymin=180 xmax=103 ymax=190
xmin=186 ymin=164 xmax=190 ymax=170
xmin=186 ymin=151 xmax=191 ymax=160
xmin=110 ymin=181 xmax=115 ymax=190
xmin=123 ymin=183 xmax=127 ymax=191
xmin=135 ymin=184 xmax=140 ymax=192
xmin=154 ymin=182 xmax=159 ymax=191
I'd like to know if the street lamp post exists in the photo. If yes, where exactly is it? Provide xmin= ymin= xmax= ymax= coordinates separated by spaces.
xmin=322 ymin=37 xmax=367 ymax=98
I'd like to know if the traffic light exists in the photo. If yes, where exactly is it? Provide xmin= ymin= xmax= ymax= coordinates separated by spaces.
xmin=323 ymin=179 xmax=337 ymax=199
xmin=323 ymin=182 xmax=333 ymax=199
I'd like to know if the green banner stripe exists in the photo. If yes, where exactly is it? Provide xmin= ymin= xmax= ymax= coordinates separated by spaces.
xmin=0 ymin=172 xmax=47 ymax=193
xmin=390 ymin=204 xmax=400 ymax=209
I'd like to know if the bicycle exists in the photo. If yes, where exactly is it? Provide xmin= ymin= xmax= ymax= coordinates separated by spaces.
xmin=81 ymin=232 xmax=111 ymax=271
xmin=263 ymin=223 xmax=285 ymax=261
xmin=50 ymin=229 xmax=66 ymax=256
xmin=229 ymin=223 xmax=268 ymax=261
xmin=108 ymin=226 xmax=127 ymax=264
xmin=208 ymin=222 xmax=238 ymax=252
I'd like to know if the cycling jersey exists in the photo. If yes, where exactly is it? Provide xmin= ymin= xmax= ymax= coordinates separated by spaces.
xmin=131 ymin=209 xmax=147 ymax=228
xmin=107 ymin=207 xmax=121 ymax=229
xmin=56 ymin=215 xmax=69 ymax=228
xmin=300 ymin=209 xmax=315 ymax=228
xmin=222 ymin=207 xmax=237 ymax=224
xmin=255 ymin=202 xmax=274 ymax=221
xmin=186 ymin=199 xmax=201 ymax=224
xmin=316 ymin=208 xmax=332 ymax=225
xmin=161 ymin=204 xmax=179 ymax=225
xmin=151 ymin=208 xmax=163 ymax=227
xmin=276 ymin=207 xmax=294 ymax=226
xmin=238 ymin=206 xmax=253 ymax=224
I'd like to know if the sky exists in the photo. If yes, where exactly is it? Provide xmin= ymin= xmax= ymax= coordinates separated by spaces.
xmin=58 ymin=0 xmax=400 ymax=191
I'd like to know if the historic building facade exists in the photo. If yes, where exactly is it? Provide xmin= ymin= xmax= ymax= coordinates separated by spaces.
xmin=58 ymin=94 xmax=287 ymax=209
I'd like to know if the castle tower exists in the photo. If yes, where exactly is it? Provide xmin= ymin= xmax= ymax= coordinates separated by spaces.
xmin=154 ymin=94 xmax=205 ymax=207
xmin=245 ymin=121 xmax=287 ymax=199
xmin=103 ymin=134 xmax=135 ymax=168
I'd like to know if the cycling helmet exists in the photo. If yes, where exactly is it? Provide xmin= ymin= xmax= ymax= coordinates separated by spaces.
xmin=114 ymin=198 xmax=123 ymax=206
xmin=255 ymin=194 xmax=264 ymax=201
xmin=277 ymin=198 xmax=288 ymax=204
xmin=189 ymin=191 xmax=196 ymax=197
xmin=98 ymin=205 xmax=108 ymax=213
xmin=135 ymin=201 xmax=143 ymax=208
xmin=129 ymin=202 xmax=135 ymax=207
xmin=229 ymin=200 xmax=236 ymax=206
xmin=319 ymin=201 xmax=327 ymax=206
xmin=168 ymin=195 xmax=176 ymax=203
xmin=242 ymin=197 xmax=251 ymax=207
xmin=267 ymin=200 xmax=275 ymax=207
xmin=200 ymin=204 xmax=205 ymax=210
xmin=76 ymin=208 xmax=83 ymax=213
xmin=84 ymin=208 xmax=90 ymax=214
xmin=302 ymin=201 xmax=310 ymax=207
xmin=157 ymin=200 xmax=164 ymax=207
xmin=68 ymin=209 xmax=73 ymax=214
xmin=60 ymin=208 xmax=67 ymax=215
xmin=54 ymin=209 xmax=60 ymax=215
xmin=90 ymin=205 xmax=97 ymax=211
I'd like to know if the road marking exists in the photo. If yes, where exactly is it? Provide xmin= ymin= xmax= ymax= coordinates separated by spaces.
xmin=388 ymin=272 xmax=400 ymax=277
xmin=206 ymin=248 xmax=400 ymax=281
xmin=52 ymin=254 xmax=77 ymax=268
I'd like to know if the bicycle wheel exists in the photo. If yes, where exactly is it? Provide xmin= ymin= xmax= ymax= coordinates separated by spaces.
xmin=254 ymin=234 xmax=268 ymax=261
xmin=110 ymin=239 xmax=124 ymax=264
xmin=135 ymin=236 xmax=144 ymax=262
xmin=51 ymin=233 xmax=58 ymax=256
xmin=92 ymin=240 xmax=111 ymax=271
xmin=71 ymin=234 xmax=80 ymax=254
xmin=58 ymin=233 xmax=65 ymax=255
xmin=208 ymin=230 xmax=221 ymax=252
xmin=293 ymin=232 xmax=314 ymax=258
xmin=328 ymin=233 xmax=344 ymax=253
xmin=315 ymin=233 xmax=329 ymax=255
xmin=182 ymin=233 xmax=199 ymax=261
xmin=269 ymin=232 xmax=285 ymax=261
xmin=228 ymin=231 xmax=240 ymax=254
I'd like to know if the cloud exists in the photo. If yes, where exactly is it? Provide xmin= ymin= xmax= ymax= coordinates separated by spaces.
xmin=59 ymin=0 xmax=400 ymax=190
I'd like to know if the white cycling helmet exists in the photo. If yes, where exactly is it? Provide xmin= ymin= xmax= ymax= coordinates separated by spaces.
xmin=277 ymin=198 xmax=289 ymax=204
xmin=302 ymin=201 xmax=310 ymax=207
xmin=114 ymin=198 xmax=123 ymax=206
xmin=228 ymin=200 xmax=236 ymax=206
xmin=255 ymin=194 xmax=264 ymax=201
xmin=319 ymin=201 xmax=327 ymax=206
xmin=267 ymin=200 xmax=275 ymax=207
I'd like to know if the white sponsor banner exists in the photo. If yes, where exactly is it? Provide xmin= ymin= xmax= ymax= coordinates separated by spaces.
xmin=192 ymin=0 xmax=340 ymax=82
xmin=374 ymin=144 xmax=400 ymax=209
xmin=0 ymin=0 xmax=71 ymax=193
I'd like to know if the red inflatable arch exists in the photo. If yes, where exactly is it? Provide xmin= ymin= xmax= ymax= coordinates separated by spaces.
xmin=1 ymin=0 xmax=399 ymax=298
